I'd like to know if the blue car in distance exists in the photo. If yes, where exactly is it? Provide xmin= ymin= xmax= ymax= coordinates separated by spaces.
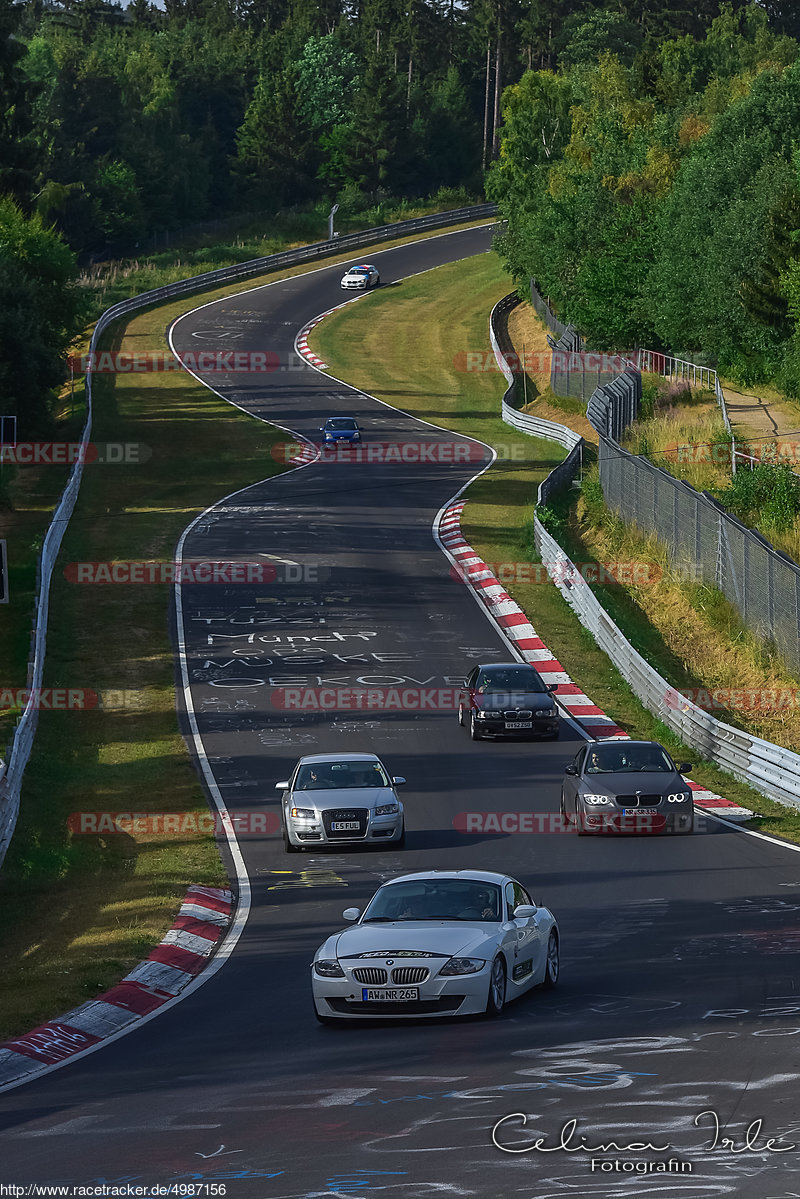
xmin=320 ymin=417 xmax=361 ymax=444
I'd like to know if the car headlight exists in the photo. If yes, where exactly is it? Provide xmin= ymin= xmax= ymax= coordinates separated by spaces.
xmin=475 ymin=710 xmax=488 ymax=719
xmin=538 ymin=708 xmax=556 ymax=718
xmin=374 ymin=803 xmax=398 ymax=815
xmin=439 ymin=957 xmax=486 ymax=976
xmin=314 ymin=959 xmax=345 ymax=978
xmin=666 ymin=792 xmax=692 ymax=803
xmin=583 ymin=794 xmax=612 ymax=805
xmin=290 ymin=807 xmax=315 ymax=819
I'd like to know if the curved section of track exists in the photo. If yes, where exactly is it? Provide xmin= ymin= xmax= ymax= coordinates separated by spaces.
xmin=1 ymin=227 xmax=800 ymax=1198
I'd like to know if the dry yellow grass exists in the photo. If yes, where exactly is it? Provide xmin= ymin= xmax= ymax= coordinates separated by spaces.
xmin=623 ymin=399 xmax=732 ymax=491
xmin=575 ymin=480 xmax=800 ymax=750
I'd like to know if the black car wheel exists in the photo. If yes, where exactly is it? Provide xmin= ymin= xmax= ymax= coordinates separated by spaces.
xmin=470 ymin=711 xmax=483 ymax=740
xmin=542 ymin=931 xmax=559 ymax=989
xmin=485 ymin=955 xmax=506 ymax=1017
xmin=283 ymin=820 xmax=300 ymax=853
xmin=457 ymin=703 xmax=465 ymax=727
xmin=395 ymin=821 xmax=406 ymax=848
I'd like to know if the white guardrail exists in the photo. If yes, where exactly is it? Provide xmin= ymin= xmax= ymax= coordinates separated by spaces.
xmin=491 ymin=293 xmax=800 ymax=809
xmin=0 ymin=203 xmax=499 ymax=867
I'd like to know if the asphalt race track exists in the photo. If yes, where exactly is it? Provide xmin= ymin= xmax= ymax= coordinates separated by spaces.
xmin=3 ymin=225 xmax=800 ymax=1198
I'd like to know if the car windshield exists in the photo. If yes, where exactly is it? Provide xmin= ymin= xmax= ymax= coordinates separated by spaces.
xmin=294 ymin=761 xmax=390 ymax=789
xmin=326 ymin=418 xmax=357 ymax=430
xmin=584 ymin=745 xmax=675 ymax=774
xmin=475 ymin=668 xmax=545 ymax=693
xmin=350 ymin=268 xmax=370 ymax=275
xmin=362 ymin=880 xmax=502 ymax=922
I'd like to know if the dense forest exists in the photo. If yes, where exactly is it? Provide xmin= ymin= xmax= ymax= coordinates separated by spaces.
xmin=2 ymin=0 xmax=800 ymax=431
xmin=490 ymin=4 xmax=800 ymax=389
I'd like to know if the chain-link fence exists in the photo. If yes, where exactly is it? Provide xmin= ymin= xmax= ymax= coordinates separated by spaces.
xmin=527 ymin=278 xmax=800 ymax=675
xmin=529 ymin=278 xmax=571 ymax=340
xmin=530 ymin=280 xmax=632 ymax=402
xmin=599 ymin=433 xmax=800 ymax=674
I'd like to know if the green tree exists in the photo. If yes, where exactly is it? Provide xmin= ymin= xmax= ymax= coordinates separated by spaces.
xmin=295 ymin=33 xmax=359 ymax=130
xmin=0 ymin=197 xmax=81 ymax=434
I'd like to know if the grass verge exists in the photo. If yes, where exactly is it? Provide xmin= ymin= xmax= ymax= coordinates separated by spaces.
xmin=0 ymin=296 xmax=290 ymax=1040
xmin=310 ymin=263 xmax=788 ymax=836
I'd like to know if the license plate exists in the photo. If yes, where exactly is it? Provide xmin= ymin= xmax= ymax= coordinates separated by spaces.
xmin=331 ymin=820 xmax=360 ymax=831
xmin=621 ymin=809 xmax=635 ymax=816
xmin=505 ymin=721 xmax=532 ymax=729
xmin=362 ymin=988 xmax=419 ymax=1002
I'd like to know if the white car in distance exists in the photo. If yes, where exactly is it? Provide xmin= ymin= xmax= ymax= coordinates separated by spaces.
xmin=340 ymin=263 xmax=380 ymax=289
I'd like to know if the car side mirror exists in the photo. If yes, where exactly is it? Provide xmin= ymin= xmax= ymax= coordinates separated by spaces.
xmin=275 ymin=781 xmax=289 ymax=790
xmin=678 ymin=762 xmax=693 ymax=773
xmin=342 ymin=908 xmax=361 ymax=922
xmin=564 ymin=765 xmax=577 ymax=776
xmin=513 ymin=904 xmax=538 ymax=919
xmin=392 ymin=776 xmax=406 ymax=785
xmin=547 ymin=683 xmax=558 ymax=693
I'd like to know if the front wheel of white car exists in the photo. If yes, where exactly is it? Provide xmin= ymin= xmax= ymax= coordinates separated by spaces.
xmin=485 ymin=955 xmax=506 ymax=1017
xmin=395 ymin=821 xmax=406 ymax=848
xmin=542 ymin=931 xmax=559 ymax=989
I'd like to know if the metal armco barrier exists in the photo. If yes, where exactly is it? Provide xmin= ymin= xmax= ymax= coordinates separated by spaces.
xmin=489 ymin=292 xmax=800 ymax=809
xmin=489 ymin=294 xmax=582 ymax=485
xmin=0 ymin=203 xmax=498 ymax=869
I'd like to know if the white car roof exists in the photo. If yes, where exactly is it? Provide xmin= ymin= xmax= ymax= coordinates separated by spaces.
xmin=378 ymin=870 xmax=510 ymax=887
xmin=296 ymin=752 xmax=382 ymax=765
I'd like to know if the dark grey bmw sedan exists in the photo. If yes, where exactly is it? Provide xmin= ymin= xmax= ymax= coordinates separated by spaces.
xmin=560 ymin=739 xmax=694 ymax=834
